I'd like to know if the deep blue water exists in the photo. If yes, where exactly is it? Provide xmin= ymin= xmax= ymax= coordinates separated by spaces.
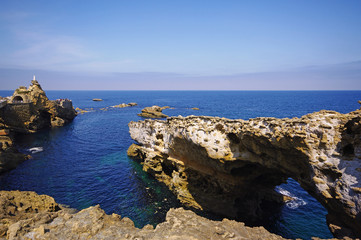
xmin=1 ymin=90 xmax=361 ymax=239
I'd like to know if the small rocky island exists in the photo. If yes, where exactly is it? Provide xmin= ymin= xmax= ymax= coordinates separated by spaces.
xmin=0 ymin=78 xmax=77 ymax=173
xmin=128 ymin=108 xmax=361 ymax=238
xmin=138 ymin=105 xmax=170 ymax=118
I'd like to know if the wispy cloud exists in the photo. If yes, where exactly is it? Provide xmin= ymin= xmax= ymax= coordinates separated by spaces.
xmin=0 ymin=12 xmax=134 ymax=73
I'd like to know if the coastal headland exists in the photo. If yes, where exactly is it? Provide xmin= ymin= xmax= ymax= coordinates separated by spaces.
xmin=0 ymin=78 xmax=77 ymax=173
xmin=128 ymin=108 xmax=361 ymax=238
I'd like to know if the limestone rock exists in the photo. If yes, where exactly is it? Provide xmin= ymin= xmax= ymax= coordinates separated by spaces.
xmin=128 ymin=109 xmax=361 ymax=238
xmin=0 ymin=80 xmax=77 ymax=132
xmin=92 ymin=98 xmax=103 ymax=101
xmin=138 ymin=106 xmax=170 ymax=118
xmin=0 ymin=191 xmax=287 ymax=240
xmin=112 ymin=102 xmax=138 ymax=108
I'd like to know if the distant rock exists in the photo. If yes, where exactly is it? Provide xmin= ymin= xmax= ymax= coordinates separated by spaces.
xmin=0 ymin=190 xmax=286 ymax=240
xmin=191 ymin=107 xmax=200 ymax=110
xmin=75 ymin=107 xmax=90 ymax=114
xmin=112 ymin=102 xmax=137 ymax=108
xmin=138 ymin=106 xmax=170 ymax=118
xmin=92 ymin=98 xmax=103 ymax=101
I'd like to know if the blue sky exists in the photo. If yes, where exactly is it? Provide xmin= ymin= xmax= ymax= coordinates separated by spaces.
xmin=0 ymin=0 xmax=360 ymax=90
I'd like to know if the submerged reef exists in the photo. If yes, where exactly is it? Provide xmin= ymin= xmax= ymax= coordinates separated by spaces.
xmin=128 ymin=108 xmax=361 ymax=238
xmin=0 ymin=191 xmax=286 ymax=239
xmin=0 ymin=79 xmax=77 ymax=173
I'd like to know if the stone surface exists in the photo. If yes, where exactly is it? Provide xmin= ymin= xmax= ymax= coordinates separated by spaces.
xmin=0 ymin=80 xmax=77 ymax=132
xmin=0 ymin=191 xmax=287 ymax=240
xmin=112 ymin=102 xmax=138 ymax=108
xmin=128 ymin=109 xmax=361 ymax=238
xmin=138 ymin=105 xmax=170 ymax=118
xmin=92 ymin=98 xmax=103 ymax=101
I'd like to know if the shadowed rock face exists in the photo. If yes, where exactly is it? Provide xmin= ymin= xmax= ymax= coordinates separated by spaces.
xmin=128 ymin=109 xmax=361 ymax=238
xmin=0 ymin=191 xmax=286 ymax=240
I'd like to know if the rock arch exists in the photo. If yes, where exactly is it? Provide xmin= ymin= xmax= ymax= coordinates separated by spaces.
xmin=128 ymin=110 xmax=361 ymax=238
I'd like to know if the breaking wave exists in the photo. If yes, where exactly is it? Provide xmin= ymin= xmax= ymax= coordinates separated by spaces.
xmin=276 ymin=187 xmax=307 ymax=209
xmin=28 ymin=147 xmax=43 ymax=154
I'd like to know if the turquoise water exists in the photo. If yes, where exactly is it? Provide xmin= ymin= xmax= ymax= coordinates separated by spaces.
xmin=1 ymin=90 xmax=361 ymax=239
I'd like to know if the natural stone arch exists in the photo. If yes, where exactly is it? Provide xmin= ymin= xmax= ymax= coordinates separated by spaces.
xmin=128 ymin=110 xmax=361 ymax=238
xmin=12 ymin=96 xmax=24 ymax=103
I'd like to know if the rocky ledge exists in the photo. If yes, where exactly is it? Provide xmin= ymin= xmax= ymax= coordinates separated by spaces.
xmin=0 ymin=191 xmax=285 ymax=240
xmin=128 ymin=109 xmax=361 ymax=238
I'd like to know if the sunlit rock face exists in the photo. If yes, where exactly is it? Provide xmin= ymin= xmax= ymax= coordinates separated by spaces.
xmin=0 ymin=191 xmax=286 ymax=240
xmin=128 ymin=109 xmax=361 ymax=238
xmin=0 ymin=80 xmax=77 ymax=133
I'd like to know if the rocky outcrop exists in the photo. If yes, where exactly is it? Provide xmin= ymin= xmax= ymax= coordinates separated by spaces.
xmin=128 ymin=109 xmax=361 ymax=238
xmin=138 ymin=106 xmax=170 ymax=118
xmin=112 ymin=102 xmax=137 ymax=108
xmin=0 ymin=191 xmax=286 ymax=240
xmin=0 ymin=80 xmax=77 ymax=132
xmin=0 ymin=133 xmax=29 ymax=173
xmin=0 ymin=79 xmax=77 ymax=173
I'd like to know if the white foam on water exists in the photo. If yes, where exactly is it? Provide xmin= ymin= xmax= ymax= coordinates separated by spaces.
xmin=276 ymin=186 xmax=307 ymax=209
xmin=28 ymin=147 xmax=43 ymax=154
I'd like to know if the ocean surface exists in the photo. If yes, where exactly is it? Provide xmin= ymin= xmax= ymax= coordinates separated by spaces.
xmin=1 ymin=90 xmax=361 ymax=239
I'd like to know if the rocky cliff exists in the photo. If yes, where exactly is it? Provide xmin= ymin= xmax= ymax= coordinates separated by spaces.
xmin=128 ymin=109 xmax=361 ymax=238
xmin=0 ymin=191 xmax=286 ymax=240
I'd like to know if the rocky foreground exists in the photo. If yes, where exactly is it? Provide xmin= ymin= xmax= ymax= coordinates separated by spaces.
xmin=128 ymin=109 xmax=361 ymax=238
xmin=0 ymin=191 xmax=286 ymax=240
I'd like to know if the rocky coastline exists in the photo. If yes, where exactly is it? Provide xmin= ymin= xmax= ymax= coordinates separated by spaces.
xmin=0 ymin=79 xmax=77 ymax=173
xmin=0 ymin=190 xmax=287 ymax=240
xmin=128 ymin=108 xmax=361 ymax=238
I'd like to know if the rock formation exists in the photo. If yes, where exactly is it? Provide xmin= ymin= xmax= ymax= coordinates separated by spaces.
xmin=0 ymin=80 xmax=77 ymax=132
xmin=0 ymin=130 xmax=29 ymax=173
xmin=0 ymin=191 xmax=286 ymax=240
xmin=112 ymin=102 xmax=137 ymax=108
xmin=128 ymin=109 xmax=361 ymax=238
xmin=138 ymin=105 xmax=170 ymax=118
xmin=0 ymin=79 xmax=77 ymax=173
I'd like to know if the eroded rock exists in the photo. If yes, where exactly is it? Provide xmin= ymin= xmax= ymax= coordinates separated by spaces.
xmin=128 ymin=109 xmax=361 ymax=238
xmin=138 ymin=106 xmax=170 ymax=118
xmin=0 ymin=191 xmax=286 ymax=240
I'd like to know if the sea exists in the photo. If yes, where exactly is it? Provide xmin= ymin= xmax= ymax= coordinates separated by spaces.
xmin=1 ymin=90 xmax=361 ymax=240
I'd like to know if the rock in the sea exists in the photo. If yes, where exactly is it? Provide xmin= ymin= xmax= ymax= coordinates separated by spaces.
xmin=191 ymin=107 xmax=200 ymax=110
xmin=75 ymin=107 xmax=90 ymax=114
xmin=138 ymin=105 xmax=170 ymax=118
xmin=0 ymin=191 xmax=286 ymax=240
xmin=112 ymin=102 xmax=137 ymax=108
xmin=128 ymin=108 xmax=361 ymax=238
xmin=0 ymin=79 xmax=77 ymax=132
xmin=0 ymin=133 xmax=29 ymax=173
xmin=92 ymin=98 xmax=103 ymax=101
